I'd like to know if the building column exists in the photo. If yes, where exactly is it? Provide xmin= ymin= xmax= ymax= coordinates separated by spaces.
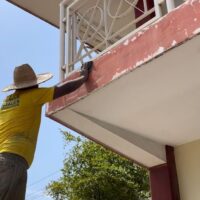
xmin=149 ymin=146 xmax=180 ymax=200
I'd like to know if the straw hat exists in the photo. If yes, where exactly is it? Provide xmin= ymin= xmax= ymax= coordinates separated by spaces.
xmin=2 ymin=64 xmax=53 ymax=92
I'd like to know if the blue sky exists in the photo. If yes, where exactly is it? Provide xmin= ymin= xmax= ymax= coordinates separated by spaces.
xmin=0 ymin=1 xmax=71 ymax=199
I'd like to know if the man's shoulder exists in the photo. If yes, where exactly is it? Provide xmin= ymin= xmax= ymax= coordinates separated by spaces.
xmin=27 ymin=87 xmax=55 ymax=104
xmin=23 ymin=87 xmax=54 ymax=94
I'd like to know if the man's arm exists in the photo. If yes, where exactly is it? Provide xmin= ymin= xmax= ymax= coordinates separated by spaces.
xmin=53 ymin=61 xmax=93 ymax=99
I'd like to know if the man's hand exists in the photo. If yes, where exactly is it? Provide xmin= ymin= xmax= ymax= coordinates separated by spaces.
xmin=80 ymin=61 xmax=93 ymax=81
xmin=53 ymin=61 xmax=93 ymax=99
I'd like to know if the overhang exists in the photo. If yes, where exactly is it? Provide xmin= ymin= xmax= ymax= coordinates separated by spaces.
xmin=7 ymin=0 xmax=61 ymax=27
xmin=47 ymin=0 xmax=200 ymax=167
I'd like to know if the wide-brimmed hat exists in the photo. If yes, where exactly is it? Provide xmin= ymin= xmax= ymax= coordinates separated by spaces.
xmin=2 ymin=64 xmax=53 ymax=92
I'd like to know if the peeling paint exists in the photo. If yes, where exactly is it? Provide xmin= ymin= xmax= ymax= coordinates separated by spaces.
xmin=143 ymin=26 xmax=150 ymax=31
xmin=171 ymin=40 xmax=177 ymax=47
xmin=194 ymin=18 xmax=197 ymax=22
xmin=184 ymin=29 xmax=189 ymax=37
xmin=134 ymin=55 xmax=151 ymax=68
xmin=112 ymin=69 xmax=129 ymax=80
xmin=131 ymin=36 xmax=137 ymax=42
xmin=137 ymin=31 xmax=144 ymax=37
xmin=123 ymin=39 xmax=129 ymax=46
xmin=193 ymin=28 xmax=200 ymax=34
xmin=153 ymin=47 xmax=165 ymax=56
xmin=135 ymin=60 xmax=144 ymax=67
xmin=134 ymin=47 xmax=165 ymax=68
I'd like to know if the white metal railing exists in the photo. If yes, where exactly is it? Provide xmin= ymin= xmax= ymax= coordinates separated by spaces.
xmin=59 ymin=0 xmax=184 ymax=80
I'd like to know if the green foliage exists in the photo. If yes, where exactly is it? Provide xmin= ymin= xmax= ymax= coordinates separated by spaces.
xmin=46 ymin=131 xmax=150 ymax=200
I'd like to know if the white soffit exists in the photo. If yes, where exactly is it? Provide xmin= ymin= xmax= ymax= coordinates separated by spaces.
xmin=7 ymin=0 xmax=61 ymax=26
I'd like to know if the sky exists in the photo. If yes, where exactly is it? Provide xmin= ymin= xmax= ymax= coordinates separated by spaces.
xmin=0 ymin=1 xmax=72 ymax=199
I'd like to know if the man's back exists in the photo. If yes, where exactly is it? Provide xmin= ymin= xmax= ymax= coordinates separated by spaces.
xmin=0 ymin=87 xmax=54 ymax=166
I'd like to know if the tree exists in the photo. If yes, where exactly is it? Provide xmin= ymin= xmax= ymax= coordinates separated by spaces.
xmin=46 ymin=131 xmax=150 ymax=200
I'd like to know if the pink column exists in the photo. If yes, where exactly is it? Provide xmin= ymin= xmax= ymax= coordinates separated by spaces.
xmin=149 ymin=146 xmax=180 ymax=200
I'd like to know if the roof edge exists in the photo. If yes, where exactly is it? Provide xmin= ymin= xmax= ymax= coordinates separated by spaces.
xmin=6 ymin=0 xmax=59 ymax=28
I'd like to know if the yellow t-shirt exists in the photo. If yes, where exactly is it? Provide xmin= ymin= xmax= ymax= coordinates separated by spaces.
xmin=0 ymin=87 xmax=54 ymax=167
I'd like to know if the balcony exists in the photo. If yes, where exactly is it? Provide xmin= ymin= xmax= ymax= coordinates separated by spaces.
xmin=45 ymin=0 xmax=200 ymax=167
xmin=59 ymin=0 xmax=186 ymax=78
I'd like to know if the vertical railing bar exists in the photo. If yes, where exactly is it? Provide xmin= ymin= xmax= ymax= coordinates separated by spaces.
xmin=59 ymin=3 xmax=65 ymax=80
xmin=65 ymin=6 xmax=71 ymax=75
xmin=103 ymin=0 xmax=109 ymax=47
xmin=143 ymin=0 xmax=148 ymax=12
xmin=153 ymin=0 xmax=162 ymax=18
xmin=64 ymin=0 xmax=80 ymax=75
xmin=69 ymin=15 xmax=73 ymax=72
xmin=74 ymin=13 xmax=77 ymax=62
xmin=166 ymin=0 xmax=175 ymax=12
xmin=70 ymin=13 xmax=77 ymax=72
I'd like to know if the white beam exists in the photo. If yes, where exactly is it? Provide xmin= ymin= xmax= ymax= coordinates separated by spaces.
xmin=53 ymin=108 xmax=166 ymax=167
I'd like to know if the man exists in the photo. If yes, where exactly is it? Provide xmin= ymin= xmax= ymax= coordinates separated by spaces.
xmin=0 ymin=61 xmax=93 ymax=200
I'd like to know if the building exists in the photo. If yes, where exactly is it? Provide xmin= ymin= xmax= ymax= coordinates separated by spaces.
xmin=7 ymin=0 xmax=200 ymax=199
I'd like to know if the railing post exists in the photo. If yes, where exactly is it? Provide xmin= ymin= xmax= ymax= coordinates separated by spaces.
xmin=65 ymin=6 xmax=71 ymax=75
xmin=153 ymin=0 xmax=163 ymax=18
xmin=65 ymin=0 xmax=80 ymax=74
xmin=59 ymin=3 xmax=66 ymax=80
xmin=103 ymin=0 xmax=109 ymax=48
xmin=70 ymin=13 xmax=77 ymax=72
xmin=166 ymin=0 xmax=175 ymax=12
